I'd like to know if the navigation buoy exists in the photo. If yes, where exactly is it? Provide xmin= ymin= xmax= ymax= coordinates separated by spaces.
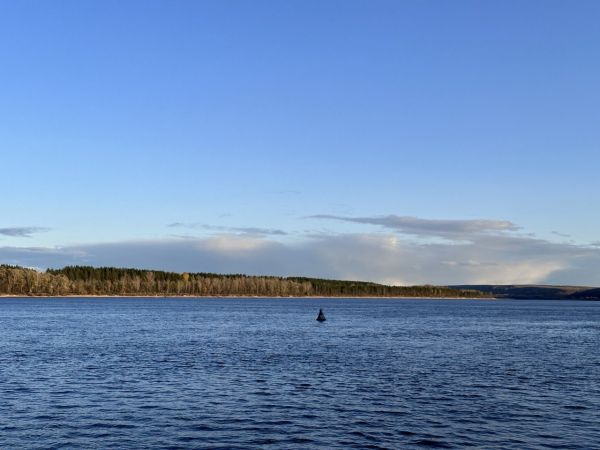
xmin=316 ymin=308 xmax=326 ymax=322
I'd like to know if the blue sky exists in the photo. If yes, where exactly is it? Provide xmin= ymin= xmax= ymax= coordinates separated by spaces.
xmin=1 ymin=1 xmax=599 ymax=284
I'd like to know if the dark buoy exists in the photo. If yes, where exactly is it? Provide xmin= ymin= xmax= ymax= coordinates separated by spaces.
xmin=316 ymin=308 xmax=326 ymax=322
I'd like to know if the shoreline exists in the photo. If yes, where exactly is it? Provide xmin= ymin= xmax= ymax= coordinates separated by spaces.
xmin=0 ymin=294 xmax=494 ymax=300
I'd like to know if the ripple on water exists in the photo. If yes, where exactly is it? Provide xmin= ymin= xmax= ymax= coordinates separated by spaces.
xmin=0 ymin=297 xmax=599 ymax=449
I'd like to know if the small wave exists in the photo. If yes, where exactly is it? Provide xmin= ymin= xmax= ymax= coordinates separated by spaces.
xmin=412 ymin=438 xmax=453 ymax=448
xmin=88 ymin=422 xmax=137 ymax=430
xmin=350 ymin=430 xmax=378 ymax=441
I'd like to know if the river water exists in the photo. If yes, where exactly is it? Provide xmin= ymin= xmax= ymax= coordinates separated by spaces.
xmin=0 ymin=297 xmax=598 ymax=449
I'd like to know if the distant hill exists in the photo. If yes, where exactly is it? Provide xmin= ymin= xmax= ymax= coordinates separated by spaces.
xmin=567 ymin=288 xmax=600 ymax=300
xmin=452 ymin=285 xmax=600 ymax=300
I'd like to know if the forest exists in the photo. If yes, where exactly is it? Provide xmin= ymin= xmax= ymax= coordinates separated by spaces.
xmin=0 ymin=265 xmax=488 ymax=298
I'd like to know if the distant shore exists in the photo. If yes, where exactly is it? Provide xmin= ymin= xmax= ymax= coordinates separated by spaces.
xmin=0 ymin=294 xmax=494 ymax=300
xmin=1 ymin=266 xmax=487 ymax=299
xmin=3 ymin=294 xmax=596 ymax=300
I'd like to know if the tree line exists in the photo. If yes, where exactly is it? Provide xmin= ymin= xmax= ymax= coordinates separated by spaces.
xmin=0 ymin=265 xmax=488 ymax=298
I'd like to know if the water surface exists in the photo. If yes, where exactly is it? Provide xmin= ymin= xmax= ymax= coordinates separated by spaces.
xmin=0 ymin=297 xmax=599 ymax=449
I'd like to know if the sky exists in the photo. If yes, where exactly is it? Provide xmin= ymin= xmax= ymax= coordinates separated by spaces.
xmin=1 ymin=0 xmax=599 ymax=285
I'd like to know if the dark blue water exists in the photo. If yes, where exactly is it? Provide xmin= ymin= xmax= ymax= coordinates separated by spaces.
xmin=0 ymin=298 xmax=599 ymax=449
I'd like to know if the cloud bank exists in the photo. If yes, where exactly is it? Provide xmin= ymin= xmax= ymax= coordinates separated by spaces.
xmin=1 ymin=231 xmax=599 ymax=286
xmin=309 ymin=215 xmax=519 ymax=239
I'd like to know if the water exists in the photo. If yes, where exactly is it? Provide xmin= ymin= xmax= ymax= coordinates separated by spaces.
xmin=0 ymin=297 xmax=599 ymax=449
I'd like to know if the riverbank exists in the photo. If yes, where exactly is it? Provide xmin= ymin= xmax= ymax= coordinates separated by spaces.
xmin=0 ymin=294 xmax=494 ymax=299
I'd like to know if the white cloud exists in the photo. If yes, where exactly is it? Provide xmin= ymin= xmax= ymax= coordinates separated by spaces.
xmin=202 ymin=235 xmax=273 ymax=252
xmin=1 ymin=231 xmax=599 ymax=286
